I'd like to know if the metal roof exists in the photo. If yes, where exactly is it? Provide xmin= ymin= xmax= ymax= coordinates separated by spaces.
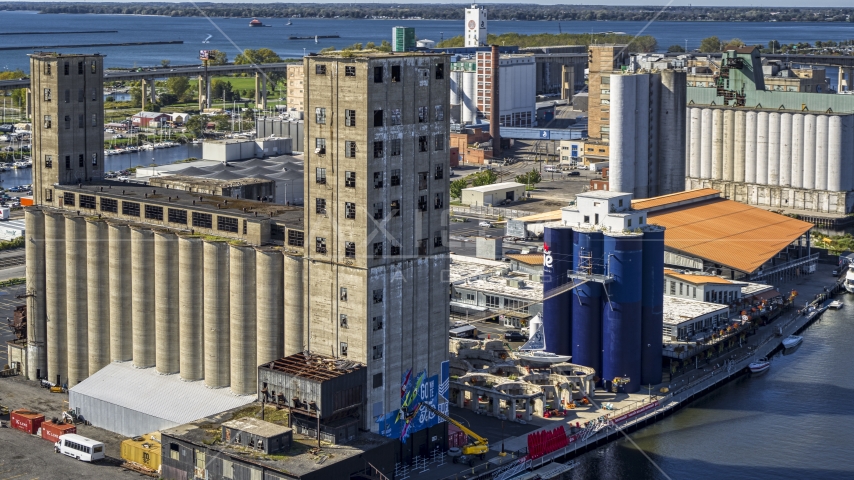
xmin=462 ymin=182 xmax=525 ymax=193
xmin=511 ymin=210 xmax=563 ymax=223
xmin=506 ymin=253 xmax=544 ymax=265
xmin=664 ymin=268 xmax=734 ymax=285
xmin=69 ymin=362 xmax=255 ymax=425
xmin=259 ymin=353 xmax=364 ymax=382
xmin=648 ymin=197 xmax=812 ymax=274
xmin=630 ymin=188 xmax=721 ymax=211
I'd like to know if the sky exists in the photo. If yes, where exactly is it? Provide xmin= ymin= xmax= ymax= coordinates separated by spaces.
xmin=32 ymin=1 xmax=854 ymax=8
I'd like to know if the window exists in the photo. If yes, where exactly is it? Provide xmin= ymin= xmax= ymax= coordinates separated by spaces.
xmin=679 ymin=283 xmax=683 ymax=295
xmin=417 ymin=239 xmax=427 ymax=256
xmin=485 ymin=295 xmax=500 ymax=308
xmin=345 ymin=202 xmax=356 ymax=219
xmin=387 ymin=138 xmax=401 ymax=157
xmin=44 ymin=155 xmax=53 ymax=168
xmin=374 ymin=110 xmax=383 ymax=127
xmin=583 ymin=215 xmax=590 ymax=223
xmin=435 ymin=164 xmax=444 ymax=179
xmin=65 ymin=156 xmax=70 ymax=169
xmin=391 ymin=244 xmax=401 ymax=256
xmin=669 ymin=281 xmax=676 ymax=295
xmin=418 ymin=172 xmax=428 ymax=190
xmin=434 ymin=134 xmax=445 ymax=151
xmin=391 ymin=200 xmax=401 ymax=217
xmin=373 ymin=202 xmax=383 ymax=220
xmin=141 ymin=204 xmax=163 ymax=220
xmin=217 ymin=217 xmax=237 ymax=233
xmin=373 ymin=242 xmax=383 ymax=258
xmin=628 ymin=219 xmax=632 ymax=227
xmin=373 ymin=344 xmax=384 ymax=359
xmin=169 ymin=443 xmax=179 ymax=461
xmin=168 ymin=208 xmax=187 ymax=224
xmin=65 ymin=89 xmax=70 ymax=103
xmin=101 ymin=198 xmax=117 ymax=213
xmin=619 ymin=199 xmax=624 ymax=207
xmin=418 ymin=106 xmax=428 ymax=123
xmin=78 ymin=61 xmax=83 ymax=74
xmin=315 ymin=64 xmax=327 ymax=75
xmin=345 ymin=171 xmax=356 ymax=187
xmin=435 ymin=63 xmax=445 ymax=79
xmin=434 ymin=193 xmax=444 ymax=209
xmin=78 ymin=114 xmax=84 ymax=129
xmin=373 ymin=141 xmax=384 ymax=158
xmin=390 ymin=65 xmax=401 ymax=82
xmin=418 ymin=195 xmax=427 ymax=211
xmin=340 ymin=342 xmax=348 ymax=357
xmin=78 ymin=89 xmax=84 ymax=102
xmin=63 ymin=192 xmax=75 ymax=206
xmin=43 ymin=115 xmax=51 ymax=128
xmin=316 ymin=198 xmax=327 ymax=214
xmin=45 ymin=189 xmax=53 ymax=201
xmin=91 ymin=88 xmax=97 ymax=102
xmin=91 ymin=60 xmax=97 ymax=74
xmin=390 ymin=109 xmax=401 ymax=126
xmin=45 ymin=63 xmax=51 ymax=75
xmin=373 ymin=288 xmax=383 ymax=304
xmin=345 ymin=141 xmax=356 ymax=157
xmin=91 ymin=114 xmax=97 ymax=127
xmin=435 ymin=105 xmax=444 ymax=121
xmin=79 ymin=195 xmax=96 ymax=209
xmin=192 ymin=212 xmax=212 ymax=228
xmin=287 ymin=230 xmax=304 ymax=247
xmin=344 ymin=241 xmax=356 ymax=258
xmin=373 ymin=66 xmax=383 ymax=83
xmin=340 ymin=287 xmax=348 ymax=301
xmin=78 ymin=154 xmax=84 ymax=167
xmin=391 ymin=169 xmax=401 ymax=186
xmin=43 ymin=88 xmax=51 ymax=101
xmin=63 ymin=61 xmax=69 ymax=75
xmin=345 ymin=109 xmax=356 ymax=127
xmin=434 ymin=232 xmax=443 ymax=247
xmin=418 ymin=136 xmax=427 ymax=152
xmin=373 ymin=172 xmax=383 ymax=189
xmin=373 ymin=316 xmax=384 ymax=331
xmin=64 ymin=115 xmax=70 ymax=129
xmin=123 ymin=201 xmax=140 ymax=217
xmin=345 ymin=65 xmax=356 ymax=76
xmin=315 ymin=107 xmax=326 ymax=124
xmin=340 ymin=314 xmax=348 ymax=328
xmin=316 ymin=167 xmax=326 ymax=184
xmin=316 ymin=237 xmax=327 ymax=254
xmin=315 ymin=137 xmax=326 ymax=154
xmin=373 ymin=373 xmax=383 ymax=388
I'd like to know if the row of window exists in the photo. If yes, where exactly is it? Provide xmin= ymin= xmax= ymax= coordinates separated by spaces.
xmin=315 ymin=235 xmax=444 ymax=257
xmin=44 ymin=153 xmax=98 ymax=170
xmin=316 ymin=63 xmax=445 ymax=82
xmin=315 ymin=135 xmax=445 ymax=156
xmin=43 ymin=88 xmax=99 ymax=103
xmin=44 ymin=60 xmax=98 ymax=76
xmin=42 ymin=114 xmax=98 ymax=130
xmin=316 ymin=194 xmax=444 ymax=218
xmin=316 ymin=106 xmax=444 ymax=127
xmin=315 ymin=166 xmax=445 ymax=189
xmin=59 ymin=194 xmax=245 ymax=233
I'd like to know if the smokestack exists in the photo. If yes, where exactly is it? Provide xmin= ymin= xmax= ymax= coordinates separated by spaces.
xmin=490 ymin=44 xmax=500 ymax=157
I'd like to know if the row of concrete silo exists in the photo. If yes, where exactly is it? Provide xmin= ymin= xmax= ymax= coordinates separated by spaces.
xmin=450 ymin=69 xmax=478 ymax=124
xmin=687 ymin=107 xmax=854 ymax=192
xmin=25 ymin=207 xmax=304 ymax=395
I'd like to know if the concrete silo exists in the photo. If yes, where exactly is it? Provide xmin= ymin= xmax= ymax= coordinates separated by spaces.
xmin=283 ymin=254 xmax=304 ymax=357
xmin=24 ymin=208 xmax=47 ymax=380
xmin=44 ymin=211 xmax=67 ymax=385
xmin=204 ymin=240 xmax=230 ymax=388
xmin=541 ymin=227 xmax=573 ymax=356
xmin=791 ymin=114 xmax=804 ymax=189
xmin=803 ymin=115 xmax=816 ymax=190
xmin=755 ymin=111 xmax=769 ymax=185
xmin=64 ymin=215 xmax=88 ymax=387
xmin=108 ymin=222 xmax=132 ymax=362
xmin=85 ymin=218 xmax=110 ymax=376
xmin=815 ymin=115 xmax=829 ymax=191
xmin=131 ymin=227 xmax=155 ymax=369
xmin=657 ymin=70 xmax=686 ymax=195
xmin=255 ymin=246 xmax=284 ymax=366
xmin=229 ymin=244 xmax=257 ymax=395
xmin=571 ymin=229 xmax=604 ymax=380
xmin=154 ymin=230 xmax=179 ymax=375
xmin=178 ymin=234 xmax=204 ymax=381
xmin=608 ymin=74 xmax=637 ymax=195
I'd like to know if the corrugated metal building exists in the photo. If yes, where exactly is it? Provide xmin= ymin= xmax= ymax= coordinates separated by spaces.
xmin=69 ymin=362 xmax=255 ymax=437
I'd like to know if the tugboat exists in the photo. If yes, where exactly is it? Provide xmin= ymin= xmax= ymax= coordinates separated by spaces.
xmin=249 ymin=18 xmax=264 ymax=27
xmin=749 ymin=357 xmax=771 ymax=375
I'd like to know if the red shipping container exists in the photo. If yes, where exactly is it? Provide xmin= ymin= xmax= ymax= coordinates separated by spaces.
xmin=10 ymin=409 xmax=45 ymax=435
xmin=40 ymin=421 xmax=77 ymax=443
xmin=448 ymin=424 xmax=468 ymax=449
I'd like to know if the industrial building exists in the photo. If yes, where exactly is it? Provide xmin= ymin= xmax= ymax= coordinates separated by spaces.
xmin=460 ymin=181 xmax=525 ymax=206
xmin=23 ymin=51 xmax=451 ymax=440
xmin=450 ymin=51 xmax=536 ymax=127
xmin=464 ymin=3 xmax=487 ymax=48
xmin=685 ymin=46 xmax=854 ymax=217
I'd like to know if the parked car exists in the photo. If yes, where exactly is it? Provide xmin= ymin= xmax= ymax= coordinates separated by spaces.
xmin=479 ymin=221 xmax=492 ymax=228
xmin=504 ymin=331 xmax=528 ymax=342
xmin=568 ymin=171 xmax=581 ymax=176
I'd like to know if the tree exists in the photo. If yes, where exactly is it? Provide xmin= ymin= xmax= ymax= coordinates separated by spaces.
xmin=724 ymin=38 xmax=745 ymax=48
xmin=234 ymin=48 xmax=282 ymax=65
xmin=184 ymin=115 xmax=204 ymax=138
xmin=207 ymin=50 xmax=228 ymax=66
xmin=166 ymin=76 xmax=190 ymax=100
xmin=377 ymin=40 xmax=392 ymax=52
xmin=161 ymin=59 xmax=171 ymax=67
xmin=698 ymin=36 xmax=722 ymax=53
xmin=211 ymin=79 xmax=235 ymax=102
xmin=128 ymin=82 xmax=143 ymax=108
xmin=515 ymin=168 xmax=542 ymax=187
xmin=768 ymin=40 xmax=781 ymax=52
xmin=471 ymin=169 xmax=497 ymax=187
xmin=158 ymin=93 xmax=178 ymax=106
xmin=450 ymin=178 xmax=468 ymax=200
xmin=667 ymin=44 xmax=686 ymax=53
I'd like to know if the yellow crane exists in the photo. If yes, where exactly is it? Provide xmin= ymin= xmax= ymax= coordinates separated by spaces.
xmin=419 ymin=403 xmax=489 ymax=459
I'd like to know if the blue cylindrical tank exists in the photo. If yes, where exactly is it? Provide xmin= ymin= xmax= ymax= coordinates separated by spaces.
xmin=542 ymin=227 xmax=573 ymax=355
xmin=571 ymin=230 xmax=604 ymax=379
xmin=602 ymin=233 xmax=643 ymax=393
xmin=640 ymin=226 xmax=665 ymax=386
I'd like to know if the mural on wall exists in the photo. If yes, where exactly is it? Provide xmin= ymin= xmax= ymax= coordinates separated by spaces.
xmin=376 ymin=360 xmax=449 ymax=442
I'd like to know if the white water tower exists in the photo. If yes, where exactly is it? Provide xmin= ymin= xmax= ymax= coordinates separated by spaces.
xmin=464 ymin=4 xmax=487 ymax=47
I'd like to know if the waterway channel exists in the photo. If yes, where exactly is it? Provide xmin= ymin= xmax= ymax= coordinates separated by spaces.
xmin=570 ymin=294 xmax=854 ymax=480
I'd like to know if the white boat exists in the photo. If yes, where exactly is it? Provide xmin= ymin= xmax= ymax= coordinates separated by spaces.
xmin=748 ymin=358 xmax=771 ymax=374
xmin=782 ymin=335 xmax=803 ymax=349
xmin=828 ymin=300 xmax=843 ymax=309
xmin=845 ymin=263 xmax=854 ymax=293
xmin=516 ymin=315 xmax=572 ymax=364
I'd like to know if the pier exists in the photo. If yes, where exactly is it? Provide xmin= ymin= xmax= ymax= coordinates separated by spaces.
xmin=287 ymin=35 xmax=340 ymax=40
xmin=0 ymin=30 xmax=118 ymax=36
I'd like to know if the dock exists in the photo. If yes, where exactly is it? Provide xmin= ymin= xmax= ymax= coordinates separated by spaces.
xmin=287 ymin=35 xmax=340 ymax=40
xmin=0 ymin=40 xmax=183 ymax=51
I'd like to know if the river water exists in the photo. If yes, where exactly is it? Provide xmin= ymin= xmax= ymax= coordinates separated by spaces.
xmin=1 ymin=10 xmax=854 ymax=73
xmin=570 ymin=300 xmax=854 ymax=480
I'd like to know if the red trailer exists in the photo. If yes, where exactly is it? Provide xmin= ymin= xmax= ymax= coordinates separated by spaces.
xmin=40 ymin=421 xmax=77 ymax=443
xmin=10 ymin=409 xmax=44 ymax=435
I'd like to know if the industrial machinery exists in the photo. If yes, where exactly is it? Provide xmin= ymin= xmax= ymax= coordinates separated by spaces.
xmin=419 ymin=403 xmax=488 ymax=461
xmin=611 ymin=377 xmax=631 ymax=393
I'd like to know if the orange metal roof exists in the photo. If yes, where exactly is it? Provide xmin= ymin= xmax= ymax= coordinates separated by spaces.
xmin=513 ymin=210 xmax=563 ymax=223
xmin=506 ymin=253 xmax=544 ymax=265
xmin=631 ymin=188 xmax=720 ymax=211
xmin=649 ymin=198 xmax=813 ymax=274
xmin=664 ymin=270 xmax=733 ymax=285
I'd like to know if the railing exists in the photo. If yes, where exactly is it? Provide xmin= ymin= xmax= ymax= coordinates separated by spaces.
xmin=751 ymin=253 xmax=818 ymax=283
xmin=451 ymin=205 xmax=535 ymax=219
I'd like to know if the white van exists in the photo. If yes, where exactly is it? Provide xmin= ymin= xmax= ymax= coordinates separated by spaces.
xmin=55 ymin=433 xmax=106 ymax=462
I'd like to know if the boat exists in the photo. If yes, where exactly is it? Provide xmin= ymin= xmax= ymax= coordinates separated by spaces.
xmin=782 ymin=335 xmax=803 ymax=349
xmin=249 ymin=18 xmax=264 ymax=27
xmin=748 ymin=358 xmax=771 ymax=374
xmin=845 ymin=262 xmax=854 ymax=293
xmin=828 ymin=300 xmax=843 ymax=309
xmin=287 ymin=19 xmax=293 ymax=26
xmin=515 ymin=315 xmax=572 ymax=364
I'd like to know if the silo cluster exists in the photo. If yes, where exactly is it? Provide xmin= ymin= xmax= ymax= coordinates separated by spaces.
xmin=25 ymin=207 xmax=303 ymax=395
xmin=542 ymin=225 xmax=664 ymax=393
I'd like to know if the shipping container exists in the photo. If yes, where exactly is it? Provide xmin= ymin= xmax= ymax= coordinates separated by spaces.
xmin=448 ymin=423 xmax=468 ymax=449
xmin=40 ymin=421 xmax=77 ymax=443
xmin=10 ymin=409 xmax=44 ymax=435
xmin=121 ymin=431 xmax=162 ymax=472
xmin=20 ymin=196 xmax=34 ymax=206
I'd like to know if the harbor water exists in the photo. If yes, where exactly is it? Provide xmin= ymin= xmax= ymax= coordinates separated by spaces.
xmin=570 ymin=299 xmax=854 ymax=480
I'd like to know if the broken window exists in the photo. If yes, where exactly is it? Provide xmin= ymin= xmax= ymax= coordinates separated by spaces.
xmin=316 ymin=167 xmax=326 ymax=184
xmin=373 ymin=172 xmax=384 ymax=189
xmin=288 ymin=230 xmax=304 ymax=247
xmin=435 ymin=105 xmax=444 ymax=121
xmin=435 ymin=164 xmax=444 ymax=179
xmin=315 ymin=107 xmax=326 ymax=124
xmin=91 ymin=60 xmax=97 ymax=74
xmin=345 ymin=109 xmax=356 ymax=127
xmin=390 ymin=65 xmax=401 ymax=82
xmin=345 ymin=141 xmax=356 ymax=158
xmin=123 ymin=201 xmax=141 ymax=217
xmin=434 ymin=232 xmax=444 ymax=247
xmin=418 ymin=106 xmax=428 ymax=123
xmin=391 ymin=199 xmax=400 ymax=217
xmin=340 ymin=342 xmax=348 ymax=357
xmin=390 ymin=109 xmax=401 ymax=125
xmin=315 ymin=64 xmax=327 ymax=75
xmin=63 ymin=61 xmax=69 ymax=75
xmin=77 ymin=61 xmax=83 ymax=74
xmin=78 ymin=154 xmax=84 ymax=167
xmin=435 ymin=134 xmax=445 ymax=151
xmin=316 ymin=237 xmax=327 ymax=254
xmin=373 ymin=288 xmax=383 ymax=304
xmin=63 ymin=192 xmax=75 ymax=206
xmin=44 ymin=155 xmax=53 ymax=168
xmin=43 ymin=88 xmax=51 ymax=101
xmin=373 ymin=344 xmax=384 ymax=360
xmin=418 ymin=195 xmax=427 ymax=211
xmin=345 ymin=202 xmax=356 ymax=219
xmin=373 ymin=110 xmax=383 ymax=127
xmin=418 ymin=135 xmax=428 ymax=152
xmin=345 ymin=66 xmax=356 ymax=77
xmin=340 ymin=314 xmax=348 ymax=328
xmin=390 ymin=169 xmax=401 ymax=186
xmin=345 ymin=171 xmax=356 ymax=187
xmin=391 ymin=244 xmax=401 ymax=256
xmin=345 ymin=241 xmax=356 ymax=258
xmin=418 ymin=172 xmax=428 ymax=190
xmin=434 ymin=193 xmax=444 ymax=209
xmin=373 ymin=242 xmax=383 ymax=258
xmin=373 ymin=141 xmax=383 ymax=158
xmin=435 ymin=63 xmax=445 ymax=79
xmin=216 ymin=216 xmax=238 ymax=232
xmin=373 ymin=66 xmax=383 ymax=83
xmin=373 ymin=315 xmax=384 ymax=331
xmin=191 ymin=212 xmax=212 ymax=228
xmin=417 ymin=239 xmax=427 ymax=256
xmin=80 ymin=195 xmax=96 ymax=209
xmin=316 ymin=198 xmax=327 ymax=214
xmin=43 ymin=115 xmax=51 ymax=128
xmin=390 ymin=138 xmax=401 ymax=156
xmin=373 ymin=202 xmax=383 ymax=220
xmin=315 ymin=138 xmax=326 ymax=154
xmin=145 ymin=205 xmax=164 ymax=220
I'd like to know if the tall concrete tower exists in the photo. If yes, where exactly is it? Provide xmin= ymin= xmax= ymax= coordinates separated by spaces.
xmin=464 ymin=4 xmax=487 ymax=48
xmin=29 ymin=53 xmax=105 ymax=205
xmin=303 ymin=52 xmax=450 ymax=431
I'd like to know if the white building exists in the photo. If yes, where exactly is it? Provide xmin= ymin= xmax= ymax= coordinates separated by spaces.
xmin=662 ymin=296 xmax=730 ymax=342
xmin=464 ymin=4 xmax=487 ymax=48
xmin=561 ymin=191 xmax=649 ymax=232
xmin=461 ymin=182 xmax=527 ymax=207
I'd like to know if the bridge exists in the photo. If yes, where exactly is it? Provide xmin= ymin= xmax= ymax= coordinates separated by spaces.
xmin=0 ymin=61 xmax=294 ymax=112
